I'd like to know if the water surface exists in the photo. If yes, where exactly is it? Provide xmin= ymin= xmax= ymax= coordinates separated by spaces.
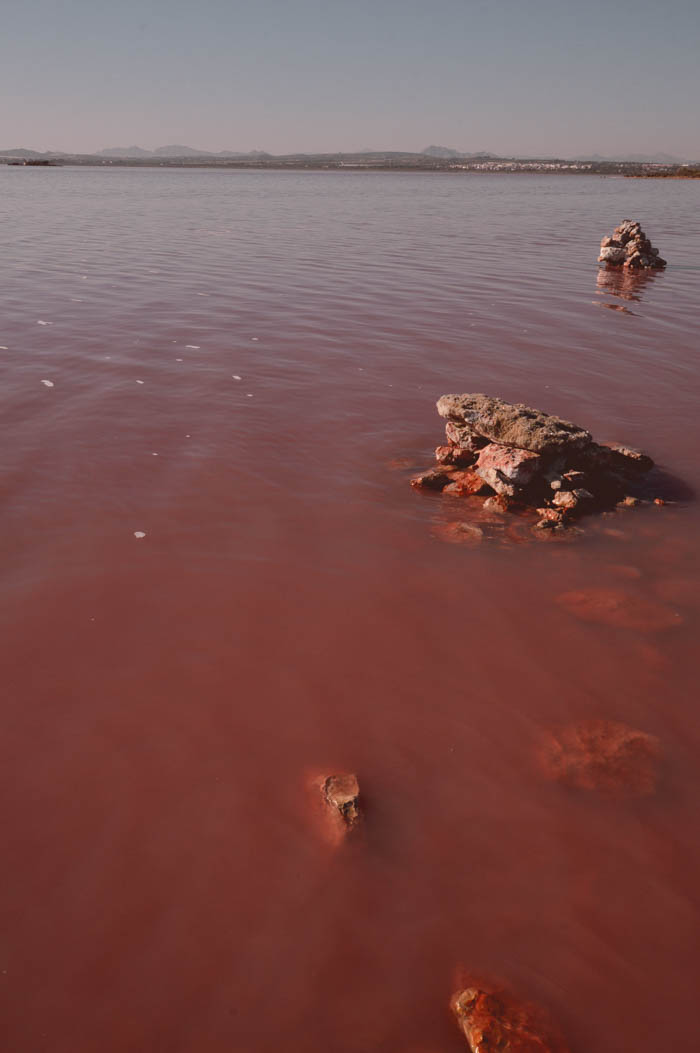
xmin=1 ymin=168 xmax=699 ymax=1051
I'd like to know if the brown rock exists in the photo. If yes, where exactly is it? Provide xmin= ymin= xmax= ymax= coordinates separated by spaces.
xmin=451 ymin=984 xmax=570 ymax=1053
xmin=410 ymin=468 xmax=454 ymax=491
xmin=585 ymin=442 xmax=654 ymax=475
xmin=443 ymin=469 xmax=492 ymax=496
xmin=551 ymin=488 xmax=593 ymax=514
xmin=323 ymin=774 xmax=361 ymax=830
xmin=435 ymin=444 xmax=477 ymax=468
xmin=482 ymin=495 xmax=511 ymax=514
xmin=437 ymin=394 xmax=592 ymax=455
xmin=445 ymin=421 xmax=488 ymax=453
xmin=475 ymin=443 xmax=540 ymax=496
xmin=539 ymin=719 xmax=661 ymax=797
xmin=536 ymin=507 xmax=565 ymax=524
xmin=557 ymin=586 xmax=681 ymax=631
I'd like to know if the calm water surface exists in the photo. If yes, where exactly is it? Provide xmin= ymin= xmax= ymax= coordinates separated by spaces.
xmin=1 ymin=169 xmax=699 ymax=1051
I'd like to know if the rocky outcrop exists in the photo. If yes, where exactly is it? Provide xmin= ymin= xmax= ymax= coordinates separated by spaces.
xmin=538 ymin=719 xmax=661 ymax=797
xmin=451 ymin=984 xmax=570 ymax=1052
xmin=598 ymin=219 xmax=666 ymax=270
xmin=411 ymin=394 xmax=663 ymax=538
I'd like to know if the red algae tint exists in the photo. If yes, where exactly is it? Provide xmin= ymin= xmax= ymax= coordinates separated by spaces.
xmin=1 ymin=168 xmax=700 ymax=1052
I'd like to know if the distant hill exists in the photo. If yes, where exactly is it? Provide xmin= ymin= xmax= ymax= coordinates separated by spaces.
xmin=0 ymin=147 xmax=44 ymax=157
xmin=97 ymin=146 xmax=153 ymax=158
xmin=153 ymin=144 xmax=211 ymax=157
xmin=422 ymin=145 xmax=461 ymax=158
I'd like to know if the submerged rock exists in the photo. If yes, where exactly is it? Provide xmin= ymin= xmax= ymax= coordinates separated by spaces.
xmin=557 ymin=586 xmax=681 ymax=631
xmin=539 ymin=719 xmax=661 ymax=797
xmin=451 ymin=984 xmax=570 ymax=1053
xmin=598 ymin=219 xmax=666 ymax=270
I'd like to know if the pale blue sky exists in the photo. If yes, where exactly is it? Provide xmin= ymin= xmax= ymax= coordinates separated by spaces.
xmin=2 ymin=0 xmax=699 ymax=156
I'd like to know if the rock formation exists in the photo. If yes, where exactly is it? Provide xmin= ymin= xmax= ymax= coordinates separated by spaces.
xmin=411 ymin=394 xmax=663 ymax=536
xmin=598 ymin=219 xmax=666 ymax=269
xmin=538 ymin=719 xmax=661 ymax=797
xmin=451 ymin=983 xmax=570 ymax=1053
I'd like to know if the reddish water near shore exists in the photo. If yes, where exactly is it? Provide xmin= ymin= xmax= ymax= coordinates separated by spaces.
xmin=1 ymin=169 xmax=700 ymax=1051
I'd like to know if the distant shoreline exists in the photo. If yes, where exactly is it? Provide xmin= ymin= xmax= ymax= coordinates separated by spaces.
xmin=2 ymin=153 xmax=699 ymax=177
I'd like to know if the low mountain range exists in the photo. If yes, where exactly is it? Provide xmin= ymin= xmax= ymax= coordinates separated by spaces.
xmin=1 ymin=144 xmax=697 ymax=165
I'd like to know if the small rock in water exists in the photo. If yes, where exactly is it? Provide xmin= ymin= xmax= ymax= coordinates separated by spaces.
xmin=411 ymin=467 xmax=456 ymax=491
xmin=598 ymin=219 xmax=666 ymax=270
xmin=538 ymin=719 xmax=661 ymax=797
xmin=40 ymin=379 xmax=54 ymax=388
xmin=133 ymin=531 xmax=146 ymax=539
xmin=443 ymin=470 xmax=491 ymax=497
xmin=323 ymin=774 xmax=361 ymax=831
xmin=451 ymin=983 xmax=571 ymax=1053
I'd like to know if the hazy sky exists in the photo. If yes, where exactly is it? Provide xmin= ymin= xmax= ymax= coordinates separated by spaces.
xmin=2 ymin=0 xmax=699 ymax=156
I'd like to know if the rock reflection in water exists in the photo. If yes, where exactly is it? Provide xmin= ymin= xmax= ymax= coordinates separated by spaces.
xmin=594 ymin=266 xmax=660 ymax=306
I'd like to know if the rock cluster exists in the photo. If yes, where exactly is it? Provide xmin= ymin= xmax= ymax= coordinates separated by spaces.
xmin=598 ymin=218 xmax=666 ymax=270
xmin=411 ymin=394 xmax=658 ymax=535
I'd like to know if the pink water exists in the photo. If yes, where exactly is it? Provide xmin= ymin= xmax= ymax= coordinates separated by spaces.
xmin=1 ymin=168 xmax=699 ymax=1051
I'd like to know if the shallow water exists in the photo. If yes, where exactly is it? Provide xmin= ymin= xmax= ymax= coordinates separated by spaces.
xmin=1 ymin=168 xmax=699 ymax=1051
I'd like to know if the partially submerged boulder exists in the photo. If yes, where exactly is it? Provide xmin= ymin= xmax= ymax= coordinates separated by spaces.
xmin=451 ymin=983 xmax=570 ymax=1053
xmin=411 ymin=394 xmax=664 ymax=540
xmin=598 ymin=219 xmax=666 ymax=270
xmin=538 ymin=719 xmax=661 ymax=797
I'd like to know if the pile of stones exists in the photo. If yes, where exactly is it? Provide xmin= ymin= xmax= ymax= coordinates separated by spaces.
xmin=598 ymin=218 xmax=666 ymax=270
xmin=411 ymin=393 xmax=661 ymax=535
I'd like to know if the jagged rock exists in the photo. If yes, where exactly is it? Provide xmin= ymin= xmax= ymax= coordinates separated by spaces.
xmin=451 ymin=984 xmax=570 ymax=1053
xmin=443 ymin=470 xmax=492 ymax=496
xmin=599 ymin=244 xmax=626 ymax=265
xmin=539 ymin=719 xmax=661 ymax=797
xmin=552 ymin=488 xmax=593 ymax=514
xmin=475 ymin=444 xmax=540 ymax=496
xmin=323 ymin=774 xmax=361 ymax=830
xmin=598 ymin=219 xmax=666 ymax=270
xmin=435 ymin=444 xmax=477 ymax=468
xmin=437 ymin=394 xmax=591 ymax=455
xmin=557 ymin=587 xmax=681 ymax=631
xmin=445 ymin=421 xmax=489 ymax=453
